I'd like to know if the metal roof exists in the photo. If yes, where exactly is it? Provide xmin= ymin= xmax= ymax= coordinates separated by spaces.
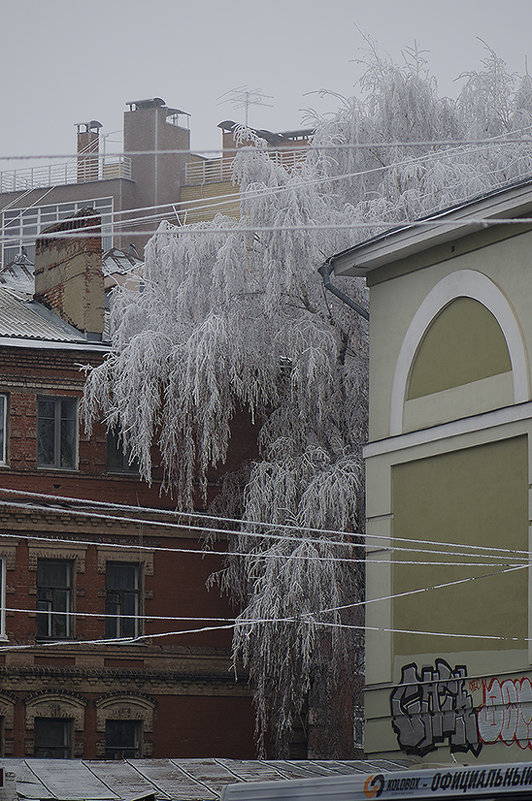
xmin=330 ymin=174 xmax=532 ymax=278
xmin=0 ymin=287 xmax=108 ymax=350
xmin=1 ymin=758 xmax=409 ymax=801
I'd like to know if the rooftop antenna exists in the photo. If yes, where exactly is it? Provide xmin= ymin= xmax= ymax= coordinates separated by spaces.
xmin=217 ymin=86 xmax=273 ymax=127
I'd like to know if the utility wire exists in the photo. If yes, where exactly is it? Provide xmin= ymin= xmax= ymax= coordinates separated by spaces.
xmin=1 ymin=487 xmax=527 ymax=558
xmin=0 ymin=516 xmax=516 ymax=568
xmin=3 ymin=561 xmax=524 ymax=625
xmin=4 ymin=215 xmax=532 ymax=245
xmin=3 ymin=136 xmax=532 ymax=160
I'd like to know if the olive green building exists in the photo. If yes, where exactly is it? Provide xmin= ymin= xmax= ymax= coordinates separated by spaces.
xmin=330 ymin=179 xmax=532 ymax=764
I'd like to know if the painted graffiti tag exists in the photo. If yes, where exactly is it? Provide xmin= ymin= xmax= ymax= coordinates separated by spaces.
xmin=390 ymin=658 xmax=482 ymax=756
xmin=478 ymin=677 xmax=532 ymax=749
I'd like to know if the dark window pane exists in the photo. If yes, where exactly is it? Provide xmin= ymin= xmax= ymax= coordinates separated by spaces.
xmin=34 ymin=718 xmax=71 ymax=759
xmin=37 ymin=397 xmax=77 ymax=469
xmin=36 ymin=560 xmax=72 ymax=639
xmin=59 ymin=419 xmax=76 ymax=468
xmin=38 ymin=398 xmax=55 ymax=419
xmin=105 ymin=720 xmax=140 ymax=759
xmin=106 ymin=429 xmax=138 ymax=473
xmin=105 ymin=563 xmax=140 ymax=638
xmin=0 ymin=395 xmax=5 ymax=462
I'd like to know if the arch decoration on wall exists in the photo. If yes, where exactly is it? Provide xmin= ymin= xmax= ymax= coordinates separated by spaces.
xmin=390 ymin=270 xmax=529 ymax=435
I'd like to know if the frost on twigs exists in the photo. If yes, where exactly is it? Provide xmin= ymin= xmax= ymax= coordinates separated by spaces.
xmin=83 ymin=40 xmax=532 ymax=756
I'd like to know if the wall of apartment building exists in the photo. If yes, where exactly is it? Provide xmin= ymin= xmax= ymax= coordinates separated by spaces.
xmin=124 ymin=103 xmax=190 ymax=244
xmin=0 ymin=178 xmax=136 ymax=262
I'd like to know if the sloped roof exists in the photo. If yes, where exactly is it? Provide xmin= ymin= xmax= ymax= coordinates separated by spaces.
xmin=1 ymin=758 xmax=409 ymax=801
xmin=0 ymin=287 xmax=109 ymax=350
xmin=330 ymin=175 xmax=532 ymax=278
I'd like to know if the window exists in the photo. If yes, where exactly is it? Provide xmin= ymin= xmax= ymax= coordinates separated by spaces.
xmin=37 ymin=396 xmax=77 ymax=469
xmin=1 ymin=197 xmax=113 ymax=268
xmin=0 ymin=558 xmax=5 ymax=639
xmin=34 ymin=718 xmax=72 ymax=758
xmin=106 ymin=429 xmax=139 ymax=473
xmin=105 ymin=719 xmax=141 ymax=759
xmin=105 ymin=563 xmax=140 ymax=638
xmin=36 ymin=560 xmax=72 ymax=639
xmin=0 ymin=395 xmax=6 ymax=464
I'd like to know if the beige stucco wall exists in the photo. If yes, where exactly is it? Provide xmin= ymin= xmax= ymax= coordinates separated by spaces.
xmin=364 ymin=224 xmax=532 ymax=763
xmin=367 ymin=228 xmax=532 ymax=442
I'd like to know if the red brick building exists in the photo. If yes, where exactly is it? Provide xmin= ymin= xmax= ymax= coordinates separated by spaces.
xmin=0 ymin=211 xmax=256 ymax=759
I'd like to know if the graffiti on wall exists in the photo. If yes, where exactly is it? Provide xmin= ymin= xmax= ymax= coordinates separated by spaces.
xmin=477 ymin=676 xmax=532 ymax=749
xmin=390 ymin=659 xmax=482 ymax=756
xmin=391 ymin=661 xmax=532 ymax=756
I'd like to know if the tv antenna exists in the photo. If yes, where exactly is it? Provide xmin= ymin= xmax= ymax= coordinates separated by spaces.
xmin=217 ymin=86 xmax=273 ymax=127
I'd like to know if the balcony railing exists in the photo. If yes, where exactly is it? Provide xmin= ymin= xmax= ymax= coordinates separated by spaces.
xmin=0 ymin=155 xmax=132 ymax=194
xmin=185 ymin=148 xmax=308 ymax=185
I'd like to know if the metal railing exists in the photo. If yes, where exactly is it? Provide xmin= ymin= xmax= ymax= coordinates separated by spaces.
xmin=184 ymin=148 xmax=308 ymax=185
xmin=0 ymin=155 xmax=132 ymax=194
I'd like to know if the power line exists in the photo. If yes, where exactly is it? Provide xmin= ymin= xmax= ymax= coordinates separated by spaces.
xmin=4 ymin=215 xmax=532 ymax=246
xmin=2 ymin=560 xmax=522 ymax=625
xmin=2 ymin=136 xmax=532 ymax=161
xmin=1 ymin=487 xmax=526 ymax=559
xmin=0 ymin=515 xmax=516 ymax=568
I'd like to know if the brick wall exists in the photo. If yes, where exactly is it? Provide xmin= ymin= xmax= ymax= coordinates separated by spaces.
xmin=0 ymin=339 xmax=259 ymax=758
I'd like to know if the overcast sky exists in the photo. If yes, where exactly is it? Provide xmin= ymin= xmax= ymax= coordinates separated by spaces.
xmin=2 ymin=0 xmax=532 ymax=166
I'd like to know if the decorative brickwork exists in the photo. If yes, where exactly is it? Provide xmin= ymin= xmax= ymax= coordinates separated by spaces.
xmin=25 ymin=691 xmax=87 ymax=730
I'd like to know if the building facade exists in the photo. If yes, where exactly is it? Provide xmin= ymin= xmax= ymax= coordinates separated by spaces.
xmin=329 ymin=179 xmax=532 ymax=764
xmin=0 ymin=211 xmax=256 ymax=759
xmin=0 ymin=98 xmax=190 ymax=267
xmin=180 ymin=121 xmax=312 ymax=224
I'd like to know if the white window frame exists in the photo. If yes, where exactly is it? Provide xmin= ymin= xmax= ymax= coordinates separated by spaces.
xmin=0 ymin=559 xmax=6 ymax=640
xmin=1 ymin=197 xmax=114 ymax=268
xmin=105 ymin=562 xmax=141 ymax=638
xmin=0 ymin=395 xmax=6 ymax=465
xmin=36 ymin=396 xmax=78 ymax=470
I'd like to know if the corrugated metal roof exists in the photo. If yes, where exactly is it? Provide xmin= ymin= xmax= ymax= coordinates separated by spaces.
xmin=0 ymin=758 xmax=410 ymax=801
xmin=0 ymin=287 xmax=95 ymax=344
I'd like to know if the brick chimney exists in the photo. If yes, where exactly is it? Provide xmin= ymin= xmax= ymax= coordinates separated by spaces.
xmin=76 ymin=120 xmax=102 ymax=183
xmin=34 ymin=208 xmax=104 ymax=339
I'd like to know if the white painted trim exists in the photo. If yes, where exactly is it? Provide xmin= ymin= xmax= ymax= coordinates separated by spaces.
xmin=365 ymin=400 xmax=532 ymax=459
xmin=390 ymin=270 xmax=529 ymax=435
xmin=0 ymin=337 xmax=110 ymax=352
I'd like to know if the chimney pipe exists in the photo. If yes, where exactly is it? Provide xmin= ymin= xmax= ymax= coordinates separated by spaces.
xmin=76 ymin=120 xmax=102 ymax=183
xmin=34 ymin=208 xmax=104 ymax=339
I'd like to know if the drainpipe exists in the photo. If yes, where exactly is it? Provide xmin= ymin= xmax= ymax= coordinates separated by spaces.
xmin=318 ymin=258 xmax=369 ymax=321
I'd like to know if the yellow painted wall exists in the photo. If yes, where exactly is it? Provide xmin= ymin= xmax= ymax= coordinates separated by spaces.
xmin=392 ymin=436 xmax=528 ymax=655
xmin=179 ymin=180 xmax=240 ymax=225
xmin=407 ymin=298 xmax=511 ymax=399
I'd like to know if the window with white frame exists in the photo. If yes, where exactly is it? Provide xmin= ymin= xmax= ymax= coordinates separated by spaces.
xmin=0 ymin=559 xmax=6 ymax=639
xmin=36 ymin=396 xmax=77 ymax=469
xmin=0 ymin=395 xmax=6 ymax=464
xmin=1 ymin=197 xmax=113 ymax=267
xmin=105 ymin=562 xmax=140 ymax=638
xmin=36 ymin=559 xmax=72 ymax=639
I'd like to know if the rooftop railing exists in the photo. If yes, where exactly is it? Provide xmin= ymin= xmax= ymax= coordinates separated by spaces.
xmin=0 ymin=155 xmax=132 ymax=194
xmin=184 ymin=148 xmax=308 ymax=185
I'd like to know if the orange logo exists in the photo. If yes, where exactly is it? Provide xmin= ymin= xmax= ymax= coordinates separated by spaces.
xmin=364 ymin=774 xmax=384 ymax=799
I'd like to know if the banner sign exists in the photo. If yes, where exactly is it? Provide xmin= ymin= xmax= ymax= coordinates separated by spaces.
xmin=222 ymin=761 xmax=532 ymax=801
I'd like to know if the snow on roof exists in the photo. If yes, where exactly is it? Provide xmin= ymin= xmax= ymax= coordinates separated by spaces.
xmin=0 ymin=286 xmax=107 ymax=347
xmin=102 ymin=248 xmax=143 ymax=278
xmin=330 ymin=174 xmax=532 ymax=278
xmin=0 ymin=248 xmax=142 ymax=296
xmin=0 ymin=254 xmax=34 ymax=294
xmin=2 ymin=758 xmax=409 ymax=801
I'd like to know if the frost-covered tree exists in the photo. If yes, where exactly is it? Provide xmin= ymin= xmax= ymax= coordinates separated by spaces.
xmin=83 ymin=41 xmax=532 ymax=757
